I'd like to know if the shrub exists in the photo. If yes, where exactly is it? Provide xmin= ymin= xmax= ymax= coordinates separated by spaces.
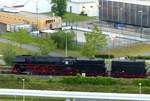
xmin=133 ymin=79 xmax=150 ymax=86
xmin=61 ymin=76 xmax=116 ymax=85
xmin=2 ymin=45 xmax=16 ymax=66
xmin=80 ymin=11 xmax=87 ymax=16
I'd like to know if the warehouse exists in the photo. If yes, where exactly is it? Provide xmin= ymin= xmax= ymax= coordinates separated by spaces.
xmin=0 ymin=0 xmax=51 ymax=13
xmin=99 ymin=0 xmax=150 ymax=27
xmin=0 ymin=11 xmax=61 ymax=31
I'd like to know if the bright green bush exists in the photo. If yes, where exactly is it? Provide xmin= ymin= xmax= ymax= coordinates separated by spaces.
xmin=133 ymin=79 xmax=150 ymax=86
xmin=61 ymin=76 xmax=116 ymax=85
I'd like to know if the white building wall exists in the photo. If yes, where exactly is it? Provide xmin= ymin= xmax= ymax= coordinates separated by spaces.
xmin=67 ymin=0 xmax=99 ymax=16
xmin=23 ymin=0 xmax=51 ymax=13
xmin=80 ymin=3 xmax=99 ymax=16
xmin=67 ymin=2 xmax=81 ymax=14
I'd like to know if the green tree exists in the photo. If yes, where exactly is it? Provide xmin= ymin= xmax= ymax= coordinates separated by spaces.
xmin=14 ymin=29 xmax=31 ymax=48
xmin=2 ymin=45 xmax=16 ymax=65
xmin=51 ymin=30 xmax=75 ymax=49
xmin=37 ymin=36 xmax=56 ymax=55
xmin=81 ymin=26 xmax=107 ymax=57
xmin=51 ymin=0 xmax=67 ymax=17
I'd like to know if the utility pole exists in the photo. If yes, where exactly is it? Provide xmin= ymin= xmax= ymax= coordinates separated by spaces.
xmin=36 ymin=0 xmax=39 ymax=31
xmin=22 ymin=79 xmax=25 ymax=101
xmin=65 ymin=32 xmax=68 ymax=57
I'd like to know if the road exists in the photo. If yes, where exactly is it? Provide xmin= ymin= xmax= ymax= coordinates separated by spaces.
xmin=70 ymin=19 xmax=150 ymax=39
xmin=0 ymin=38 xmax=39 ymax=52
xmin=0 ymin=89 xmax=150 ymax=101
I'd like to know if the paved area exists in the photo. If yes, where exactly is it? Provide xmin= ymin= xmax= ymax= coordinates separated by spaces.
xmin=0 ymin=38 xmax=39 ymax=52
xmin=74 ymin=99 xmax=114 ymax=101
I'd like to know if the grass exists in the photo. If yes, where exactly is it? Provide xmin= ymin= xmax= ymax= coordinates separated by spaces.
xmin=0 ymin=75 xmax=150 ymax=100
xmin=101 ymin=43 xmax=150 ymax=57
xmin=0 ymin=74 xmax=149 ymax=94
xmin=1 ymin=31 xmax=150 ymax=58
xmin=63 ymin=13 xmax=95 ymax=22
xmin=0 ymin=32 xmax=82 ymax=57
xmin=0 ymin=43 xmax=31 ymax=55
xmin=0 ymin=96 xmax=64 ymax=101
xmin=54 ymin=49 xmax=81 ymax=57
xmin=0 ymin=32 xmax=43 ymax=47
xmin=43 ymin=12 xmax=95 ymax=22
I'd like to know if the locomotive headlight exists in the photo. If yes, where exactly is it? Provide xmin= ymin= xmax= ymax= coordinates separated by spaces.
xmin=65 ymin=61 xmax=69 ymax=65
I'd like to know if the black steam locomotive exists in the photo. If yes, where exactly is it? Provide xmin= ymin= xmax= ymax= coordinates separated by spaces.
xmin=11 ymin=55 xmax=147 ymax=78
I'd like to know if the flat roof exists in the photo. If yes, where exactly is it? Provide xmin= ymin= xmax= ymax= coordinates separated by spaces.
xmin=106 ymin=0 xmax=150 ymax=6
xmin=69 ymin=0 xmax=96 ymax=3
xmin=0 ymin=11 xmax=58 ymax=20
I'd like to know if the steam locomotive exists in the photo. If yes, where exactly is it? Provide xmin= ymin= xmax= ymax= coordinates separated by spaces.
xmin=11 ymin=55 xmax=147 ymax=78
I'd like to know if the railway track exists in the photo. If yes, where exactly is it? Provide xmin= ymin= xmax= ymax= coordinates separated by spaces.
xmin=1 ymin=66 xmax=150 ymax=78
xmin=0 ymin=67 xmax=12 ymax=74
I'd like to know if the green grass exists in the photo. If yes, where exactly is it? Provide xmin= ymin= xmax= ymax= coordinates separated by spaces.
xmin=102 ymin=43 xmax=150 ymax=57
xmin=0 ymin=96 xmax=64 ymax=101
xmin=0 ymin=43 xmax=31 ymax=55
xmin=63 ymin=13 xmax=95 ymax=22
xmin=0 ymin=75 xmax=149 ymax=94
xmin=0 ymin=32 xmax=82 ymax=57
xmin=0 ymin=32 xmax=43 ymax=47
xmin=0 ymin=75 xmax=150 ymax=100
xmin=43 ymin=12 xmax=95 ymax=22
xmin=54 ymin=49 xmax=81 ymax=57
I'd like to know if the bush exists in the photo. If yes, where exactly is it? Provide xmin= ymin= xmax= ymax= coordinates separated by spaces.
xmin=80 ymin=11 xmax=87 ymax=16
xmin=51 ymin=30 xmax=76 ymax=50
xmin=133 ymin=79 xmax=150 ymax=86
xmin=2 ymin=45 xmax=16 ymax=66
xmin=95 ymin=54 xmax=114 ymax=59
xmin=128 ymin=56 xmax=150 ymax=60
xmin=61 ymin=76 xmax=116 ymax=85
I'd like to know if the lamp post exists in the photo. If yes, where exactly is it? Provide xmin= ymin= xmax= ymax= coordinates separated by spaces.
xmin=139 ymin=82 xmax=142 ymax=101
xmin=139 ymin=82 xmax=142 ymax=94
xmin=65 ymin=32 xmax=68 ymax=57
xmin=138 ymin=10 xmax=143 ymax=38
xmin=22 ymin=79 xmax=25 ymax=101
xmin=32 ymin=0 xmax=39 ymax=30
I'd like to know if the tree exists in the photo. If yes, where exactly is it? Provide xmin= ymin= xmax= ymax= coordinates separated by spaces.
xmin=51 ymin=30 xmax=75 ymax=49
xmin=81 ymin=26 xmax=107 ymax=57
xmin=51 ymin=0 xmax=67 ymax=17
xmin=2 ymin=45 xmax=16 ymax=66
xmin=14 ymin=29 xmax=31 ymax=48
xmin=37 ymin=36 xmax=56 ymax=55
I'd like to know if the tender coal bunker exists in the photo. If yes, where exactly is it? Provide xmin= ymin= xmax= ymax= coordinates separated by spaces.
xmin=111 ymin=60 xmax=146 ymax=77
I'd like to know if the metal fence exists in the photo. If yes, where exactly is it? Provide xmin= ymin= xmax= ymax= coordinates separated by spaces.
xmin=99 ymin=0 xmax=150 ymax=27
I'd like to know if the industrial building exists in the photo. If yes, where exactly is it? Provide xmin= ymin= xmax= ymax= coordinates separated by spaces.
xmin=67 ymin=0 xmax=99 ymax=16
xmin=0 ymin=11 xmax=61 ymax=31
xmin=0 ymin=0 xmax=51 ymax=13
xmin=99 ymin=0 xmax=150 ymax=27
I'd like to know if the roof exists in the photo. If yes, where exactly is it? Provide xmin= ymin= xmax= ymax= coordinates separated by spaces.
xmin=68 ymin=0 xmax=96 ymax=3
xmin=0 ymin=11 xmax=56 ymax=20
xmin=107 ymin=0 xmax=150 ymax=6
xmin=0 ymin=0 xmax=26 ymax=7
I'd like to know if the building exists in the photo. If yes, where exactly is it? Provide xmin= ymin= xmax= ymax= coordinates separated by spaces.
xmin=99 ymin=0 xmax=150 ymax=27
xmin=0 ymin=11 xmax=61 ymax=31
xmin=67 ymin=0 xmax=99 ymax=16
xmin=22 ymin=0 xmax=51 ymax=13
xmin=0 ymin=0 xmax=51 ymax=13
